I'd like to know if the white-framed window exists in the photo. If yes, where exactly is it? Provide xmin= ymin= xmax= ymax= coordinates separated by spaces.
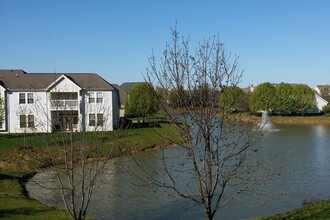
xmin=20 ymin=115 xmax=26 ymax=128
xmin=28 ymin=115 xmax=34 ymax=128
xmin=97 ymin=113 xmax=103 ymax=126
xmin=96 ymin=92 xmax=103 ymax=103
xmin=0 ymin=122 xmax=3 ymax=129
xmin=19 ymin=114 xmax=35 ymax=128
xmin=19 ymin=93 xmax=26 ymax=104
xmin=89 ymin=114 xmax=95 ymax=126
xmin=89 ymin=92 xmax=95 ymax=103
xmin=27 ymin=93 xmax=34 ymax=104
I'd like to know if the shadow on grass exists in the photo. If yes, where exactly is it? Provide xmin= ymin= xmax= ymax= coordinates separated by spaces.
xmin=0 ymin=173 xmax=16 ymax=181
xmin=0 ymin=207 xmax=54 ymax=218
xmin=0 ymin=172 xmax=36 ymax=197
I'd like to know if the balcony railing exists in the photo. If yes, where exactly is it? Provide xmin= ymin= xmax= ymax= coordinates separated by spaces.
xmin=50 ymin=100 xmax=79 ymax=109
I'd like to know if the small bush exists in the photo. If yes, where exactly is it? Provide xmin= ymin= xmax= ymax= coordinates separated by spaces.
xmin=322 ymin=105 xmax=330 ymax=114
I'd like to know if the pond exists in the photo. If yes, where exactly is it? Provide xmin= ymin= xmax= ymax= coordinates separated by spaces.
xmin=26 ymin=123 xmax=330 ymax=219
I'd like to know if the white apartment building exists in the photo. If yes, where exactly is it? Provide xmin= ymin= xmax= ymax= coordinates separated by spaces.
xmin=0 ymin=70 xmax=119 ymax=133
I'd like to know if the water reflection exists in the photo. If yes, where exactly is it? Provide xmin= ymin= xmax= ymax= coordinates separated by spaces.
xmin=27 ymin=124 xmax=330 ymax=219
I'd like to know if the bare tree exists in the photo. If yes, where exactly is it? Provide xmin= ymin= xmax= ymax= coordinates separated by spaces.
xmin=143 ymin=26 xmax=280 ymax=219
xmin=23 ymin=85 xmax=117 ymax=220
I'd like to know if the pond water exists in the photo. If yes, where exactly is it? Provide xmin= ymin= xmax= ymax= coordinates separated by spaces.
xmin=26 ymin=124 xmax=330 ymax=219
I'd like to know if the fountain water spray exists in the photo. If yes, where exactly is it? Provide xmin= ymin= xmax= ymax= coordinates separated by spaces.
xmin=260 ymin=110 xmax=277 ymax=132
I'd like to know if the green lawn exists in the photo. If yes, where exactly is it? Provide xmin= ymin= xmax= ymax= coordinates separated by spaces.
xmin=0 ymin=173 xmax=69 ymax=220
xmin=255 ymin=200 xmax=330 ymax=220
xmin=0 ymin=133 xmax=44 ymax=152
xmin=0 ymin=123 xmax=180 ymax=220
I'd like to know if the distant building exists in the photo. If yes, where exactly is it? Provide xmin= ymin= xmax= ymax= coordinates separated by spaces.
xmin=112 ymin=84 xmax=128 ymax=118
xmin=314 ymin=94 xmax=328 ymax=112
xmin=120 ymin=82 xmax=145 ymax=94
xmin=314 ymin=85 xmax=330 ymax=112
xmin=315 ymin=85 xmax=330 ymax=97
xmin=241 ymin=85 xmax=254 ymax=94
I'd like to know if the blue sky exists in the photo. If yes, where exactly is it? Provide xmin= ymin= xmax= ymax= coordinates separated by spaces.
xmin=1 ymin=0 xmax=330 ymax=88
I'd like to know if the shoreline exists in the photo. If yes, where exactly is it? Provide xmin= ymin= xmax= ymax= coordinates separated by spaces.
xmin=238 ymin=113 xmax=330 ymax=125
xmin=269 ymin=116 xmax=330 ymax=125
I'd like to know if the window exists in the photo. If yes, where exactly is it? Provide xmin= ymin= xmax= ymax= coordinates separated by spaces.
xmin=89 ymin=92 xmax=95 ymax=103
xmin=97 ymin=114 xmax=103 ymax=126
xmin=73 ymin=115 xmax=78 ymax=125
xmin=19 ymin=93 xmax=26 ymax=104
xmin=89 ymin=114 xmax=95 ymax=126
xmin=0 ymin=122 xmax=3 ymax=129
xmin=28 ymin=115 xmax=34 ymax=128
xmin=27 ymin=93 xmax=34 ymax=104
xmin=96 ymin=92 xmax=103 ymax=103
xmin=20 ymin=115 xmax=26 ymax=128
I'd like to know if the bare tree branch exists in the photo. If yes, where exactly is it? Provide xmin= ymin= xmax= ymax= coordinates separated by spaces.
xmin=142 ymin=25 xmax=282 ymax=220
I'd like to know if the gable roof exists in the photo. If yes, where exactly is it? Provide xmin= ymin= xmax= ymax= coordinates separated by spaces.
xmin=63 ymin=73 xmax=115 ymax=91
xmin=120 ymin=82 xmax=145 ymax=93
xmin=46 ymin=74 xmax=81 ymax=91
xmin=316 ymin=85 xmax=330 ymax=94
xmin=0 ymin=80 xmax=5 ymax=88
xmin=0 ymin=70 xmax=115 ymax=91
xmin=316 ymin=85 xmax=330 ymax=89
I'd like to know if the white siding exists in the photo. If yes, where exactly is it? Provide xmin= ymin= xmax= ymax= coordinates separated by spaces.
xmin=0 ymin=85 xmax=6 ymax=131
xmin=315 ymin=86 xmax=321 ymax=95
xmin=8 ymin=91 xmax=49 ymax=133
xmin=315 ymin=94 xmax=328 ymax=112
xmin=84 ymin=90 xmax=115 ymax=131
xmin=48 ymin=76 xmax=81 ymax=93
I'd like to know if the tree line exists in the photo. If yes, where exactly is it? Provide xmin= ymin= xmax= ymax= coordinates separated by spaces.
xmin=249 ymin=82 xmax=317 ymax=115
xmin=125 ymin=81 xmax=321 ymax=118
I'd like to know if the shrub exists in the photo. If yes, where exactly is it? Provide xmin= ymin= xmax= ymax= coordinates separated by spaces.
xmin=322 ymin=105 xmax=330 ymax=114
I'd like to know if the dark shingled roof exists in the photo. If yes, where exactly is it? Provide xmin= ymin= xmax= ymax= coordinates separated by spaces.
xmin=120 ymin=82 xmax=145 ymax=93
xmin=317 ymin=85 xmax=330 ymax=90
xmin=0 ymin=70 xmax=115 ymax=91
xmin=112 ymin=84 xmax=128 ymax=106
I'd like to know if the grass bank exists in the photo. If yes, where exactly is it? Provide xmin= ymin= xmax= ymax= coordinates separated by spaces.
xmin=255 ymin=199 xmax=330 ymax=220
xmin=0 ymin=172 xmax=69 ymax=220
xmin=237 ymin=112 xmax=330 ymax=125
xmin=0 ymin=123 xmax=180 ymax=219
xmin=269 ymin=115 xmax=330 ymax=125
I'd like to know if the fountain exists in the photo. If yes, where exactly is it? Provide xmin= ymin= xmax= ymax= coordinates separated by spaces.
xmin=259 ymin=111 xmax=277 ymax=131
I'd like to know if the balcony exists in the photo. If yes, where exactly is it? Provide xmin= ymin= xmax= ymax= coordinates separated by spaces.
xmin=50 ymin=92 xmax=79 ymax=110
xmin=50 ymin=100 xmax=79 ymax=110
